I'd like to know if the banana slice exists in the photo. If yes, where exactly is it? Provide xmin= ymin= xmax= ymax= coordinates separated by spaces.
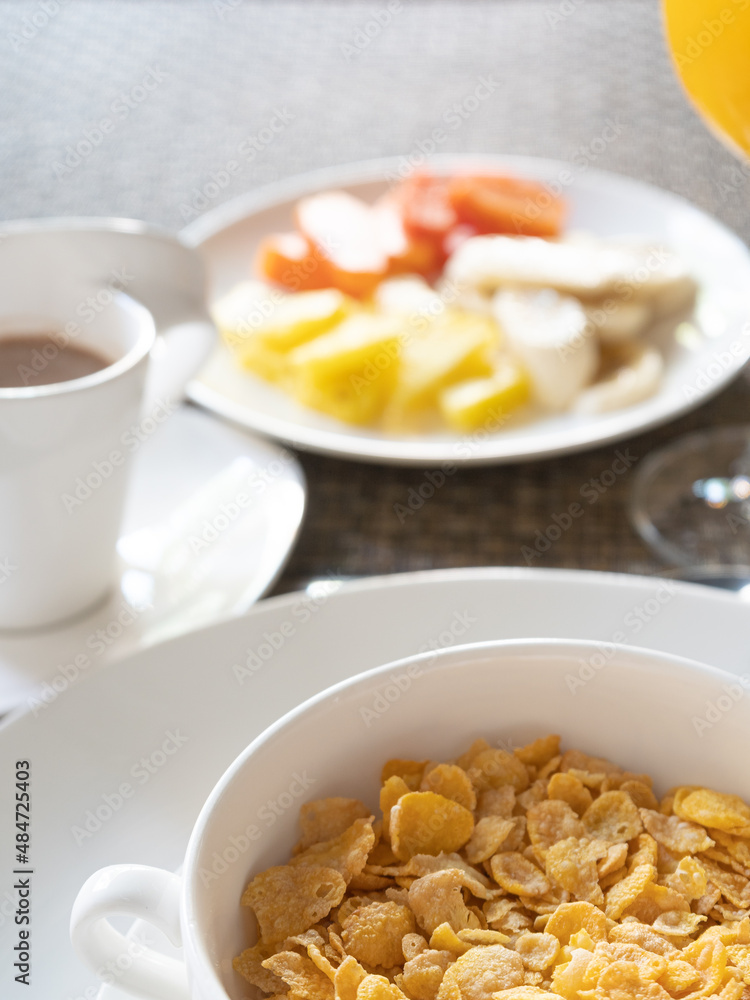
xmin=433 ymin=279 xmax=494 ymax=317
xmin=447 ymin=235 xmax=640 ymax=298
xmin=492 ymin=289 xmax=598 ymax=412
xmin=573 ymin=342 xmax=663 ymax=414
xmin=611 ymin=240 xmax=698 ymax=315
xmin=446 ymin=235 xmax=698 ymax=322
xmin=584 ymin=298 xmax=653 ymax=344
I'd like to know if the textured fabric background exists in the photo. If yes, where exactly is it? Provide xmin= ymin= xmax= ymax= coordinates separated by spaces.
xmin=1 ymin=0 xmax=749 ymax=587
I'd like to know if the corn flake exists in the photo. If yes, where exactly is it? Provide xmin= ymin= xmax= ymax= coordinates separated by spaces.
xmin=476 ymin=787 xmax=516 ymax=821
xmin=242 ymin=865 xmax=347 ymax=943
xmin=545 ymin=837 xmax=608 ymax=905
xmin=581 ymin=792 xmax=642 ymax=844
xmin=466 ymin=817 xmax=518 ymax=864
xmin=292 ymin=817 xmax=376 ymax=886
xmin=628 ymin=835 xmax=658 ymax=873
xmin=437 ymin=945 xmax=525 ymax=1000
xmin=494 ymin=990 xmax=560 ymax=1000
xmin=456 ymin=739 xmax=491 ymax=770
xmin=335 ymin=955 xmax=367 ymax=1000
xmin=391 ymin=792 xmax=474 ymax=861
xmin=234 ymin=942 xmax=288 ymax=992
xmin=674 ymin=789 xmax=750 ymax=836
xmin=422 ymin=764 xmax=477 ymax=812
xmin=527 ymin=802 xmax=585 ymax=860
xmin=357 ymin=973 xmax=409 ymax=1000
xmin=639 ymin=808 xmax=715 ymax=854
xmin=547 ymin=773 xmax=593 ymax=817
xmin=382 ymin=776 xmax=411 ymax=844
xmin=701 ymin=858 xmax=750 ymax=909
xmin=658 ymin=959 xmax=700 ymax=992
xmin=662 ymin=857 xmax=707 ymax=902
xmin=515 ymin=735 xmax=561 ymax=769
xmin=297 ymin=799 xmax=372 ymax=852
xmin=551 ymin=946 xmax=609 ymax=999
xmin=598 ymin=844 xmax=628 ymax=878
xmin=468 ymin=749 xmax=531 ymax=794
xmin=711 ymin=831 xmax=750 ymax=870
xmin=544 ymin=901 xmax=608 ymax=945
xmin=651 ymin=910 xmax=707 ymax=937
xmin=491 ymin=852 xmax=552 ymax=897
xmin=727 ymin=945 xmax=750 ymax=984
xmin=622 ymin=882 xmax=690 ymax=924
xmin=341 ymin=900 xmax=416 ymax=967
xmin=518 ymin=781 xmax=549 ymax=812
xmin=430 ymin=921 xmax=472 ymax=955
xmin=594 ymin=942 xmax=667 ymax=981
xmin=594 ymin=959 xmax=671 ymax=1000
xmin=515 ymin=932 xmax=560 ymax=971
xmin=262 ymin=950 xmax=336 ymax=1000
xmin=382 ymin=759 xmax=429 ymax=790
xmin=350 ymin=872 xmax=393 ymax=891
xmin=401 ymin=950 xmax=453 ymax=1000
xmin=459 ymin=929 xmax=511 ymax=946
xmin=409 ymin=868 xmax=479 ymax=934
xmin=607 ymin=922 xmax=679 ymax=957
xmin=560 ymin=750 xmax=622 ymax=777
xmin=620 ymin=781 xmax=659 ymax=812
xmin=604 ymin=864 xmax=657 ymax=920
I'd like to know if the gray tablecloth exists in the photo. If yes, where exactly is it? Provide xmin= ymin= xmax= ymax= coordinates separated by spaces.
xmin=2 ymin=0 xmax=749 ymax=586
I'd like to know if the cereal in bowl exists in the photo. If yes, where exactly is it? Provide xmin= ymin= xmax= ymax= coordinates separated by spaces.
xmin=234 ymin=735 xmax=750 ymax=1000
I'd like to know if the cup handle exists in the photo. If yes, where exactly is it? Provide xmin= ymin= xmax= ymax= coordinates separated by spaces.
xmin=141 ymin=315 xmax=216 ymax=417
xmin=70 ymin=864 xmax=191 ymax=1000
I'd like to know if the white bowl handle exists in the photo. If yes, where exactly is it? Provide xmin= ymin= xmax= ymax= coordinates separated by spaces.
xmin=70 ymin=864 xmax=191 ymax=1000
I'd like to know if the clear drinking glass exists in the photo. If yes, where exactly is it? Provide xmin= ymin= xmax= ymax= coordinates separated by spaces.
xmin=630 ymin=1 xmax=750 ymax=584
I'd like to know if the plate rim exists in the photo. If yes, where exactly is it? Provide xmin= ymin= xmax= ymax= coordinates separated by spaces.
xmin=0 ymin=564 xmax=745 ymax=735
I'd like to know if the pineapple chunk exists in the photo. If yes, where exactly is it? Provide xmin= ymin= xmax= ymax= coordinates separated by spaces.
xmin=291 ymin=367 xmax=398 ymax=425
xmin=439 ymin=360 xmax=530 ymax=432
xmin=287 ymin=313 xmax=404 ymax=424
xmin=385 ymin=311 xmax=498 ymax=427
xmin=288 ymin=313 xmax=402 ymax=382
xmin=213 ymin=282 xmax=351 ymax=382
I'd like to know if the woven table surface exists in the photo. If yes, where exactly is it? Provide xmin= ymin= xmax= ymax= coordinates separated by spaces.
xmin=2 ymin=0 xmax=749 ymax=590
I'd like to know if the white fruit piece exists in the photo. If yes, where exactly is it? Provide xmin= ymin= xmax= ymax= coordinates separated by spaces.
xmin=619 ymin=243 xmax=698 ymax=316
xmin=446 ymin=235 xmax=642 ymax=298
xmin=446 ymin=235 xmax=697 ymax=320
xmin=373 ymin=275 xmax=444 ymax=316
xmin=492 ymin=289 xmax=598 ymax=412
xmin=572 ymin=342 xmax=663 ymax=415
xmin=584 ymin=299 xmax=653 ymax=344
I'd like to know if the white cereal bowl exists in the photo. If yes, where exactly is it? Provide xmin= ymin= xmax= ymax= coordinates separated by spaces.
xmin=70 ymin=638 xmax=750 ymax=1000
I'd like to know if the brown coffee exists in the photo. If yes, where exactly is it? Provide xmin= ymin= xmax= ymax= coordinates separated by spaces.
xmin=0 ymin=335 xmax=110 ymax=388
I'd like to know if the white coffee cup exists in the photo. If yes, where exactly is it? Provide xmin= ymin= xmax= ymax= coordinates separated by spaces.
xmin=69 ymin=638 xmax=750 ymax=1000
xmin=0 ymin=224 xmax=215 ymax=629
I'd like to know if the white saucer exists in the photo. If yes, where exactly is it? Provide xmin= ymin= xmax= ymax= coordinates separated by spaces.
xmin=0 ymin=567 xmax=747 ymax=1000
xmin=0 ymin=403 xmax=306 ymax=718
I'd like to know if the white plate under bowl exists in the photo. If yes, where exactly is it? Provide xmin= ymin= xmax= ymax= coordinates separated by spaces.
xmin=183 ymin=154 xmax=750 ymax=466
xmin=0 ymin=567 xmax=748 ymax=1000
